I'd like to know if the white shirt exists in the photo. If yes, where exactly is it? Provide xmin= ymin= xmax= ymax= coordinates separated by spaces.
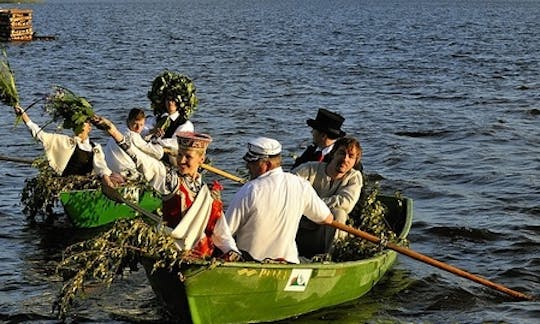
xmin=25 ymin=120 xmax=111 ymax=177
xmin=142 ymin=111 xmax=195 ymax=138
xmin=105 ymin=128 xmax=165 ymax=182
xmin=225 ymin=167 xmax=330 ymax=264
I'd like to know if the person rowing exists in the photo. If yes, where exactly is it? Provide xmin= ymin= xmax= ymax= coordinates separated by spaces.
xmin=225 ymin=137 xmax=334 ymax=264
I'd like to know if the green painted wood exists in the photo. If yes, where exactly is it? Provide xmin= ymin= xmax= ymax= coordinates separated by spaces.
xmin=59 ymin=188 xmax=161 ymax=228
xmin=144 ymin=196 xmax=413 ymax=323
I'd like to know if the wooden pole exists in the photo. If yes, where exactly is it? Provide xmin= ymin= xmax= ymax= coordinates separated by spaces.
xmin=0 ymin=155 xmax=34 ymax=165
xmin=200 ymin=163 xmax=247 ymax=184
xmin=100 ymin=185 xmax=161 ymax=223
xmin=330 ymin=221 xmax=535 ymax=301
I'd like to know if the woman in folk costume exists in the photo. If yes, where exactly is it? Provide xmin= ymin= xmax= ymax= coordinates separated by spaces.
xmin=143 ymin=71 xmax=198 ymax=158
xmin=13 ymin=105 xmax=118 ymax=187
xmin=159 ymin=132 xmax=239 ymax=258
xmin=96 ymin=116 xmax=240 ymax=259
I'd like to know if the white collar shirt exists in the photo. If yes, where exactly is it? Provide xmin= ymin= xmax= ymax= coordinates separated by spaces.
xmin=225 ymin=167 xmax=330 ymax=264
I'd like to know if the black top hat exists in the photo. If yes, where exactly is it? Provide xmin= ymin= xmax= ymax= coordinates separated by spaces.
xmin=306 ymin=108 xmax=346 ymax=138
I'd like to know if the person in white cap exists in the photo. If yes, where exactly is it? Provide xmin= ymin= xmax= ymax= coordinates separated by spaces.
xmin=292 ymin=136 xmax=363 ymax=258
xmin=225 ymin=137 xmax=334 ymax=264
xmin=96 ymin=117 xmax=241 ymax=261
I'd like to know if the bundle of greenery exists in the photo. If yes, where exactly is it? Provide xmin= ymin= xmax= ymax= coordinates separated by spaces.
xmin=20 ymin=158 xmax=102 ymax=222
xmin=0 ymin=48 xmax=19 ymax=108
xmin=44 ymin=86 xmax=96 ymax=135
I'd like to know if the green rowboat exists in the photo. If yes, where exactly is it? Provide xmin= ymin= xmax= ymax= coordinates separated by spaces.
xmin=59 ymin=188 xmax=161 ymax=228
xmin=143 ymin=195 xmax=413 ymax=323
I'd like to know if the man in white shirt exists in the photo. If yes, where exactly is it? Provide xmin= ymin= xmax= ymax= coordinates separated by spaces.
xmin=225 ymin=137 xmax=334 ymax=264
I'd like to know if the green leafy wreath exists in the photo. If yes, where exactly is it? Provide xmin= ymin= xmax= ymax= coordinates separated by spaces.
xmin=147 ymin=70 xmax=198 ymax=120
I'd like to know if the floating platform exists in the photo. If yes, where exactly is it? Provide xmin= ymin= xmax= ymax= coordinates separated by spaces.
xmin=0 ymin=8 xmax=33 ymax=41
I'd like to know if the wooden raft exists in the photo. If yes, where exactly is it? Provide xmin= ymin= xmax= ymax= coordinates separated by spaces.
xmin=0 ymin=8 xmax=33 ymax=42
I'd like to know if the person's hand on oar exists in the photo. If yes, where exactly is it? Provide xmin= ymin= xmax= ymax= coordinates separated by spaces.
xmin=203 ymin=165 xmax=536 ymax=301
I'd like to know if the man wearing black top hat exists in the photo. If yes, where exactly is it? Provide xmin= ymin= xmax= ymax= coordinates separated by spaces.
xmin=292 ymin=108 xmax=346 ymax=169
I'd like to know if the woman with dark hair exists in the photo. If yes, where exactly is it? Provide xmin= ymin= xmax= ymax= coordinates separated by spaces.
xmin=292 ymin=136 xmax=363 ymax=259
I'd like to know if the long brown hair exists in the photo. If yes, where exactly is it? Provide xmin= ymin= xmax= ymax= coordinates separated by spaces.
xmin=328 ymin=136 xmax=362 ymax=167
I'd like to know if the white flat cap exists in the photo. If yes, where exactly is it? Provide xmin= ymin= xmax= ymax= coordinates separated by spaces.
xmin=243 ymin=137 xmax=282 ymax=162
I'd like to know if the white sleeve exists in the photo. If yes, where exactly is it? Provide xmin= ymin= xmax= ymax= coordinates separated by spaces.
xmin=130 ymin=132 xmax=164 ymax=159
xmin=224 ymin=184 xmax=252 ymax=235
xmin=212 ymin=216 xmax=240 ymax=254
xmin=173 ymin=120 xmax=195 ymax=133
xmin=92 ymin=144 xmax=112 ymax=177
xmin=302 ymin=181 xmax=331 ymax=224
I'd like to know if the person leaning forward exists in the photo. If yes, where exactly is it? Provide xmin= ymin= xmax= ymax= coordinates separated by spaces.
xmin=292 ymin=136 xmax=363 ymax=258
xmin=96 ymin=116 xmax=240 ymax=260
xmin=292 ymin=108 xmax=346 ymax=169
xmin=225 ymin=137 xmax=334 ymax=264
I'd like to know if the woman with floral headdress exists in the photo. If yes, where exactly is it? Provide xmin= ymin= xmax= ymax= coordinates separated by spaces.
xmin=96 ymin=116 xmax=241 ymax=261
xmin=144 ymin=71 xmax=198 ymax=142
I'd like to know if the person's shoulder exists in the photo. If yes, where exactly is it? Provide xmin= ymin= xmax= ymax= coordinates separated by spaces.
xmin=344 ymin=168 xmax=363 ymax=182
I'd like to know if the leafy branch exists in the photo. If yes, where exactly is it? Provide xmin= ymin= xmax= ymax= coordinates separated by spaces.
xmin=54 ymin=218 xmax=192 ymax=319
xmin=44 ymin=86 xmax=95 ymax=134
xmin=0 ymin=48 xmax=19 ymax=108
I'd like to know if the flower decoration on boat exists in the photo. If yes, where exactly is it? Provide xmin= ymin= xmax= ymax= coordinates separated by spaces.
xmin=147 ymin=70 xmax=198 ymax=120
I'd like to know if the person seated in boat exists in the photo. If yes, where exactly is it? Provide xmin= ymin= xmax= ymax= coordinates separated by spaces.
xmin=225 ymin=137 xmax=334 ymax=264
xmin=97 ymin=116 xmax=240 ymax=260
xmin=104 ymin=108 xmax=167 ymax=182
xmin=292 ymin=136 xmax=363 ymax=258
xmin=12 ymin=105 xmax=121 ymax=188
xmin=291 ymin=108 xmax=347 ymax=169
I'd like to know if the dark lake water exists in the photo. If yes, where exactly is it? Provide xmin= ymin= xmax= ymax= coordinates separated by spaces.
xmin=0 ymin=0 xmax=538 ymax=323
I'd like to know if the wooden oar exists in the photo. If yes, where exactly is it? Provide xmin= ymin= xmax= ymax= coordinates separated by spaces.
xmin=0 ymin=155 xmax=247 ymax=185
xmin=200 ymin=163 xmax=247 ymax=184
xmin=330 ymin=221 xmax=535 ymax=301
xmin=209 ymin=167 xmax=535 ymax=301
xmin=100 ymin=184 xmax=161 ymax=223
xmin=0 ymin=154 xmax=34 ymax=165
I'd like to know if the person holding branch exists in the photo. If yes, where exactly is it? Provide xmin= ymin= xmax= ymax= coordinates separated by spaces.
xmin=11 ymin=91 xmax=120 ymax=188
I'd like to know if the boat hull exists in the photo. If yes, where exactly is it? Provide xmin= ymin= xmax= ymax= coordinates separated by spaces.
xmin=59 ymin=188 xmax=161 ymax=228
xmin=144 ymin=196 xmax=413 ymax=323
xmin=145 ymin=251 xmax=398 ymax=324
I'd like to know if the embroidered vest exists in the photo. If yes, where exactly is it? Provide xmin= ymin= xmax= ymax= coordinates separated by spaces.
xmin=62 ymin=142 xmax=94 ymax=176
xmin=158 ymin=115 xmax=188 ymax=139
xmin=292 ymin=145 xmax=330 ymax=169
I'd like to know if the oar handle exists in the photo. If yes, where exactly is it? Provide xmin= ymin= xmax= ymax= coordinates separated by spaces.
xmin=330 ymin=221 xmax=535 ymax=301
xmin=0 ymin=155 xmax=35 ymax=165
xmin=200 ymin=163 xmax=246 ymax=184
